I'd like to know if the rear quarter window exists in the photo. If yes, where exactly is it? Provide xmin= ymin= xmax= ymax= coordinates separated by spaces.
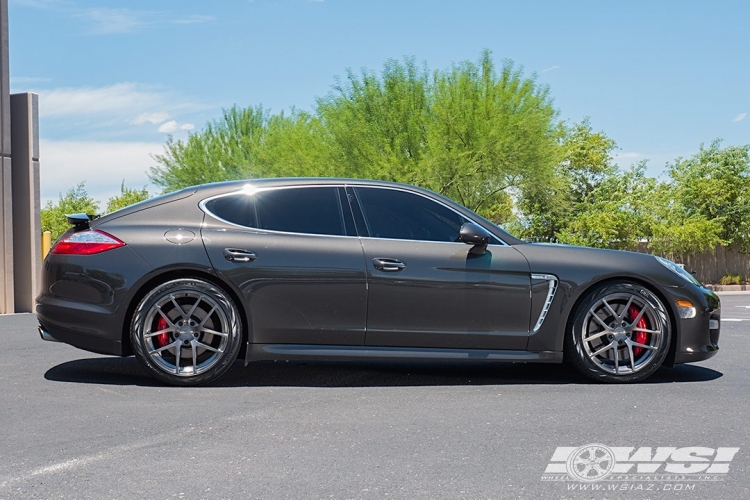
xmin=204 ymin=187 xmax=347 ymax=236
xmin=204 ymin=194 xmax=258 ymax=228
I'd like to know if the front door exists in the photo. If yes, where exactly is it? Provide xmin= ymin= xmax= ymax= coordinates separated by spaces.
xmin=351 ymin=186 xmax=531 ymax=350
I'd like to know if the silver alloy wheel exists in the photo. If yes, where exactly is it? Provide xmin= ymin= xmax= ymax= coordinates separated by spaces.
xmin=131 ymin=278 xmax=242 ymax=385
xmin=579 ymin=291 xmax=666 ymax=375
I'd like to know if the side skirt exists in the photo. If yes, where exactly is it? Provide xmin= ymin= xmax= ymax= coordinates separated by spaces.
xmin=248 ymin=344 xmax=562 ymax=364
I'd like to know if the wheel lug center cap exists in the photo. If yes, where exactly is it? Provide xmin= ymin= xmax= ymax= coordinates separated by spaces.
xmin=612 ymin=327 xmax=627 ymax=341
xmin=178 ymin=325 xmax=194 ymax=340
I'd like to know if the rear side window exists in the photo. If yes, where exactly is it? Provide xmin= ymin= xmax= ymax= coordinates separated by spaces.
xmin=205 ymin=187 xmax=347 ymax=236
xmin=354 ymin=187 xmax=466 ymax=242
xmin=204 ymin=194 xmax=257 ymax=228
xmin=256 ymin=187 xmax=345 ymax=236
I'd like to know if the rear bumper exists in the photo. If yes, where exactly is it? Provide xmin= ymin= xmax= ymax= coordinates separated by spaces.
xmin=35 ymin=245 xmax=153 ymax=357
xmin=37 ymin=305 xmax=124 ymax=356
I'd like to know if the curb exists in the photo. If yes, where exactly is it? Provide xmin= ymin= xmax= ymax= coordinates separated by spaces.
xmin=706 ymin=285 xmax=750 ymax=293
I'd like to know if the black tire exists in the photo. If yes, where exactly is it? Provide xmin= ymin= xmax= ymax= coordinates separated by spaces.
xmin=564 ymin=281 xmax=671 ymax=383
xmin=130 ymin=278 xmax=242 ymax=386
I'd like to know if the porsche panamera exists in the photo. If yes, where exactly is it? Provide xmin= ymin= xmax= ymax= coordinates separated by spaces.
xmin=36 ymin=178 xmax=721 ymax=385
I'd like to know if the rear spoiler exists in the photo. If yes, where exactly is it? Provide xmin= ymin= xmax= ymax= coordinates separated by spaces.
xmin=65 ymin=213 xmax=98 ymax=230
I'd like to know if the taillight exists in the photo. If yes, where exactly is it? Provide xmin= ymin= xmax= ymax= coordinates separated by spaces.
xmin=50 ymin=230 xmax=126 ymax=255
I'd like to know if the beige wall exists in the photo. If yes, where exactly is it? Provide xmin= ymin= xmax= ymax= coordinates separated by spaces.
xmin=0 ymin=0 xmax=42 ymax=314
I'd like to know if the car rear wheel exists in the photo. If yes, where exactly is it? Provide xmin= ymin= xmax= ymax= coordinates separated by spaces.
xmin=565 ymin=281 xmax=671 ymax=383
xmin=130 ymin=278 xmax=242 ymax=386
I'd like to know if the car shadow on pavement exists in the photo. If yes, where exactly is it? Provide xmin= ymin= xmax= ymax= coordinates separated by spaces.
xmin=44 ymin=357 xmax=723 ymax=387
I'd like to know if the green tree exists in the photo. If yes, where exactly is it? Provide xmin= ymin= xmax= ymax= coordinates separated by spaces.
xmin=556 ymin=163 xmax=657 ymax=250
xmin=150 ymin=106 xmax=333 ymax=191
xmin=316 ymin=57 xmax=430 ymax=183
xmin=666 ymin=139 xmax=750 ymax=251
xmin=106 ymin=181 xmax=150 ymax=213
xmin=149 ymin=105 xmax=268 ymax=190
xmin=555 ymin=161 xmax=724 ymax=255
xmin=420 ymin=52 xmax=559 ymax=218
xmin=150 ymin=50 xmax=561 ymax=219
xmin=254 ymin=110 xmax=337 ymax=178
xmin=518 ymin=119 xmax=618 ymax=241
xmin=558 ymin=118 xmax=618 ymax=204
xmin=649 ymin=211 xmax=724 ymax=259
xmin=41 ymin=182 xmax=99 ymax=241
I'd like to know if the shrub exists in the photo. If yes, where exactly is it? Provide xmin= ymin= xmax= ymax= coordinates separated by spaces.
xmin=719 ymin=273 xmax=743 ymax=285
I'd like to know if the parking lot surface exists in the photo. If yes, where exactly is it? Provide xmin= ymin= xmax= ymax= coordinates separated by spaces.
xmin=0 ymin=293 xmax=748 ymax=500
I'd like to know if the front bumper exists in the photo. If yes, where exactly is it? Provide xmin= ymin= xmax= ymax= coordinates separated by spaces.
xmin=672 ymin=285 xmax=720 ymax=364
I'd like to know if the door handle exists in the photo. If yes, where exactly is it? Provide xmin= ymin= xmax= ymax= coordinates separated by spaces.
xmin=223 ymin=248 xmax=257 ymax=263
xmin=372 ymin=258 xmax=406 ymax=271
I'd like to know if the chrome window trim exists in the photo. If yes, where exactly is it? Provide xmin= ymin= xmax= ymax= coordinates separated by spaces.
xmin=358 ymin=236 xmax=498 ymax=246
xmin=199 ymin=182 xmax=509 ymax=246
xmin=531 ymin=273 xmax=558 ymax=332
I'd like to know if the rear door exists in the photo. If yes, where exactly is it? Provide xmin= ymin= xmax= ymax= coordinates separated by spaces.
xmin=201 ymin=186 xmax=367 ymax=346
xmin=351 ymin=186 xmax=531 ymax=350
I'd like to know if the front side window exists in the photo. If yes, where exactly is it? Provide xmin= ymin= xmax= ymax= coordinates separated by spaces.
xmin=354 ymin=187 xmax=466 ymax=242
xmin=205 ymin=187 xmax=347 ymax=236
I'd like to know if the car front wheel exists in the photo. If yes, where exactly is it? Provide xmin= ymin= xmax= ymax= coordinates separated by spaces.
xmin=565 ymin=281 xmax=671 ymax=383
xmin=130 ymin=278 xmax=242 ymax=386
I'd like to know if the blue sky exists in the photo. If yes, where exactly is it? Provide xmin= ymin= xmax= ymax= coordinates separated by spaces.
xmin=8 ymin=0 xmax=749 ymax=206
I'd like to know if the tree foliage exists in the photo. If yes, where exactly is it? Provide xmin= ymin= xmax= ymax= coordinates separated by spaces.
xmin=552 ymin=159 xmax=725 ymax=256
xmin=421 ymin=53 xmax=559 ymax=217
xmin=518 ymin=119 xmax=617 ymax=241
xmin=150 ymin=51 xmax=560 ymax=219
xmin=556 ymin=163 xmax=657 ymax=251
xmin=143 ymin=51 xmax=750 ymax=260
xmin=41 ymin=183 xmax=100 ymax=241
xmin=41 ymin=181 xmax=152 ymax=242
xmin=316 ymin=58 xmax=429 ymax=183
xmin=149 ymin=106 xmax=335 ymax=190
xmin=665 ymin=140 xmax=750 ymax=251
xmin=106 ymin=181 xmax=150 ymax=213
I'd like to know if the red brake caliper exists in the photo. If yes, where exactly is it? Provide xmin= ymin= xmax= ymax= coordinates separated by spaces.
xmin=155 ymin=317 xmax=169 ymax=348
xmin=628 ymin=305 xmax=648 ymax=358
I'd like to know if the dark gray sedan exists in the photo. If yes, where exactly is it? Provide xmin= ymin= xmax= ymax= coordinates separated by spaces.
xmin=36 ymin=178 xmax=720 ymax=385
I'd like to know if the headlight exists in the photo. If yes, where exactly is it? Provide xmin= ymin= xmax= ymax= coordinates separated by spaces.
xmin=654 ymin=256 xmax=702 ymax=286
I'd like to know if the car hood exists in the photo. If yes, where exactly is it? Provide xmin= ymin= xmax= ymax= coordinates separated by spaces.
xmin=513 ymin=243 xmax=689 ymax=290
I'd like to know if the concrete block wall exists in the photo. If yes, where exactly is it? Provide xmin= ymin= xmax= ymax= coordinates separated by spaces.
xmin=0 ymin=0 xmax=42 ymax=314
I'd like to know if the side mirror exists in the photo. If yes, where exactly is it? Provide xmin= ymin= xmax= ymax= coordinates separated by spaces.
xmin=459 ymin=222 xmax=492 ymax=255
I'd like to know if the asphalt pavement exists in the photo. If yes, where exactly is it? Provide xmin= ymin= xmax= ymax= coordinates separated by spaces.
xmin=0 ymin=293 xmax=748 ymax=500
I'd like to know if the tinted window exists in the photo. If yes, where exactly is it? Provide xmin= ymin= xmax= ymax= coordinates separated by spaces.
xmin=204 ymin=194 xmax=258 ymax=228
xmin=256 ymin=187 xmax=345 ymax=236
xmin=355 ymin=187 xmax=465 ymax=242
xmin=205 ymin=187 xmax=347 ymax=236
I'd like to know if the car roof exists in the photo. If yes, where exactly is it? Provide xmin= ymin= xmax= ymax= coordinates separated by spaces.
xmin=194 ymin=177 xmax=423 ymax=193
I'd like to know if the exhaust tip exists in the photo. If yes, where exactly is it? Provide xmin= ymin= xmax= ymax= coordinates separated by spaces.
xmin=38 ymin=327 xmax=60 ymax=343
